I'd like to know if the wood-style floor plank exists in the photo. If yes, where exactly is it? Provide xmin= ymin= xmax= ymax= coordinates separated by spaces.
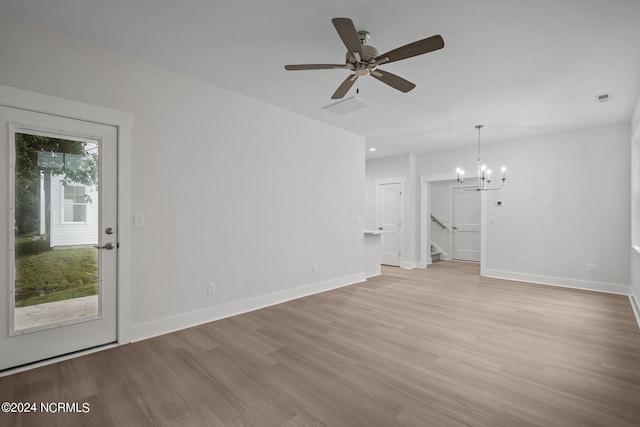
xmin=1 ymin=261 xmax=639 ymax=426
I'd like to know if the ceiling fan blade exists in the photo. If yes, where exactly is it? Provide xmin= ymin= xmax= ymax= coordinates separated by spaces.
xmin=370 ymin=69 xmax=416 ymax=93
xmin=331 ymin=74 xmax=358 ymax=99
xmin=374 ymin=35 xmax=444 ymax=65
xmin=332 ymin=18 xmax=363 ymax=61
xmin=285 ymin=64 xmax=346 ymax=71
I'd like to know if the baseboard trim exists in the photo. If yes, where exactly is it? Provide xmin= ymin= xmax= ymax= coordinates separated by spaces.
xmin=484 ymin=269 xmax=631 ymax=296
xmin=130 ymin=273 xmax=366 ymax=342
xmin=402 ymin=261 xmax=417 ymax=269
xmin=630 ymin=288 xmax=640 ymax=330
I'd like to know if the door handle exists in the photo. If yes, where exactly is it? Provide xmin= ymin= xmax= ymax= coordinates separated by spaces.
xmin=95 ymin=243 xmax=115 ymax=250
xmin=378 ymin=227 xmax=383 ymax=230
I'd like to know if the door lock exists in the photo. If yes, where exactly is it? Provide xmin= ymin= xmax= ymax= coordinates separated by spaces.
xmin=105 ymin=227 xmax=114 ymax=235
xmin=95 ymin=243 xmax=115 ymax=250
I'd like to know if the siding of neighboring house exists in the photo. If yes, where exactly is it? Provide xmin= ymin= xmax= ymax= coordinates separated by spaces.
xmin=46 ymin=174 xmax=98 ymax=247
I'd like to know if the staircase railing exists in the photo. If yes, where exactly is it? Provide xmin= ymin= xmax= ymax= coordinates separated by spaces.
xmin=430 ymin=214 xmax=448 ymax=230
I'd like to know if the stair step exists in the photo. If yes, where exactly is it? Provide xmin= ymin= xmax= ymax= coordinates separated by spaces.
xmin=431 ymin=244 xmax=441 ymax=262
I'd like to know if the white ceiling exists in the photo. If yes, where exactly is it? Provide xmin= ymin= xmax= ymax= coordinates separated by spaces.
xmin=1 ymin=0 xmax=639 ymax=158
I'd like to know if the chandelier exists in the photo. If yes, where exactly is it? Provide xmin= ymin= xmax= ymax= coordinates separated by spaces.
xmin=455 ymin=125 xmax=506 ymax=191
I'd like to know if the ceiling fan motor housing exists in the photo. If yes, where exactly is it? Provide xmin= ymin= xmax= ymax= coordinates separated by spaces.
xmin=346 ymin=45 xmax=379 ymax=65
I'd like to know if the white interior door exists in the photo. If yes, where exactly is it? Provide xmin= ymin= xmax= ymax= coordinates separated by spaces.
xmin=452 ymin=189 xmax=480 ymax=262
xmin=376 ymin=182 xmax=402 ymax=266
xmin=0 ymin=106 xmax=117 ymax=371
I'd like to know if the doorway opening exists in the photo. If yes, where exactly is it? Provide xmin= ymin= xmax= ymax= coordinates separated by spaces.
xmin=420 ymin=175 xmax=487 ymax=274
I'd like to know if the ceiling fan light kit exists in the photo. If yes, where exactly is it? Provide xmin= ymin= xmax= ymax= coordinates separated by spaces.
xmin=284 ymin=17 xmax=444 ymax=99
xmin=455 ymin=125 xmax=507 ymax=192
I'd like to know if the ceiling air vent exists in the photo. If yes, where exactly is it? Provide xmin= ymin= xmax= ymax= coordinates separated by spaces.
xmin=595 ymin=92 xmax=612 ymax=103
xmin=323 ymin=96 xmax=369 ymax=115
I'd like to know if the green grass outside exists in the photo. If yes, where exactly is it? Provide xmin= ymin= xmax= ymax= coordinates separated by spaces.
xmin=15 ymin=237 xmax=98 ymax=307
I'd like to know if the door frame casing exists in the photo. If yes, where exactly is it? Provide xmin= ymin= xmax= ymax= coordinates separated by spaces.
xmin=0 ymin=84 xmax=133 ymax=357
xmin=419 ymin=174 xmax=487 ymax=275
xmin=375 ymin=177 xmax=405 ymax=267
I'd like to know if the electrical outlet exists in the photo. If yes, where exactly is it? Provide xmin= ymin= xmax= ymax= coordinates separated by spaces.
xmin=207 ymin=282 xmax=216 ymax=294
xmin=313 ymin=264 xmax=318 ymax=274
xmin=587 ymin=264 xmax=596 ymax=273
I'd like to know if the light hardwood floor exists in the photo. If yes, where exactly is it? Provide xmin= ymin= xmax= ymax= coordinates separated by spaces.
xmin=1 ymin=261 xmax=640 ymax=426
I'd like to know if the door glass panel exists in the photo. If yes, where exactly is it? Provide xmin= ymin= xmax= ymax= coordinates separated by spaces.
xmin=13 ymin=131 xmax=100 ymax=332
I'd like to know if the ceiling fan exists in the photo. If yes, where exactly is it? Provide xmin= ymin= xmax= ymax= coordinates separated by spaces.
xmin=284 ymin=17 xmax=444 ymax=99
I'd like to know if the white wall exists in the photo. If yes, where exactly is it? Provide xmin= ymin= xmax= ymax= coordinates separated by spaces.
xmin=0 ymin=12 xmax=365 ymax=339
xmin=630 ymin=94 xmax=640 ymax=320
xmin=417 ymin=123 xmax=631 ymax=293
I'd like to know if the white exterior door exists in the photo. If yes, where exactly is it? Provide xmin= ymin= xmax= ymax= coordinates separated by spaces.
xmin=452 ymin=189 xmax=480 ymax=262
xmin=376 ymin=181 xmax=402 ymax=266
xmin=0 ymin=106 xmax=118 ymax=371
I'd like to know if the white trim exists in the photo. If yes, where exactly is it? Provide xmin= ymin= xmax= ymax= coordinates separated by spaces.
xmin=447 ymin=182 xmax=454 ymax=262
xmin=7 ymin=124 xmax=16 ymax=336
xmin=0 ymin=84 xmax=134 ymax=347
xmin=479 ymin=190 xmax=487 ymax=276
xmin=130 ymin=273 xmax=366 ymax=342
xmin=485 ymin=269 xmax=631 ymax=296
xmin=632 ymin=129 xmax=640 ymax=249
xmin=406 ymin=154 xmax=417 ymax=265
xmin=630 ymin=287 xmax=640 ymax=330
xmin=0 ymin=85 xmax=133 ymax=128
xmin=419 ymin=176 xmax=430 ymax=268
xmin=402 ymin=260 xmax=417 ymax=269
